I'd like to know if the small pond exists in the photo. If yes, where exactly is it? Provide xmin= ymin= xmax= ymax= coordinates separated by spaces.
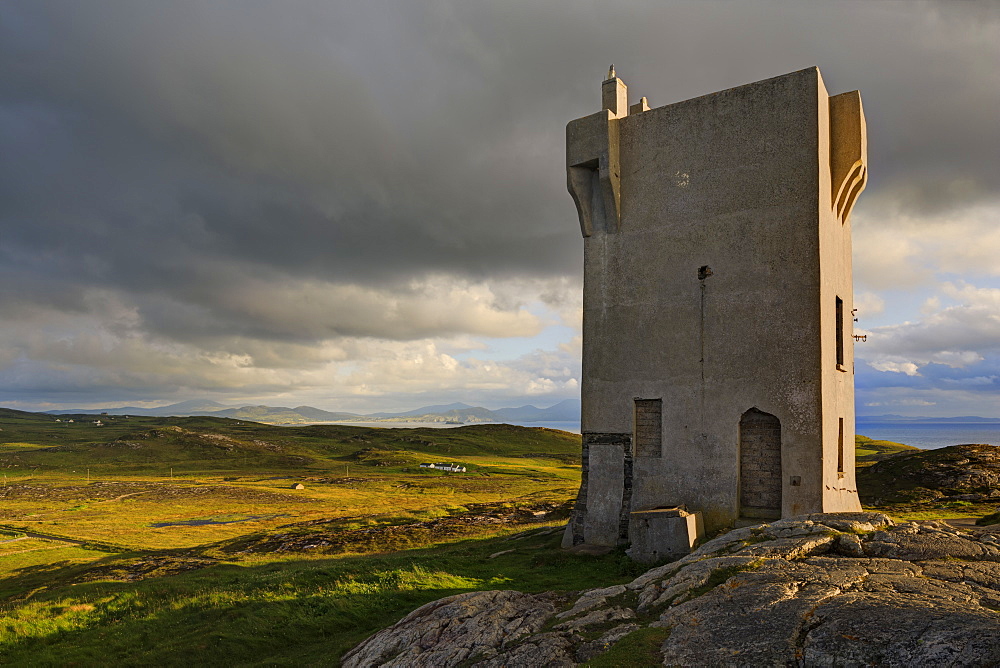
xmin=150 ymin=513 xmax=290 ymax=528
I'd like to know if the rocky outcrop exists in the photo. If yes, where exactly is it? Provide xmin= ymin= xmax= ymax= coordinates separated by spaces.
xmin=858 ymin=443 xmax=1000 ymax=504
xmin=343 ymin=513 xmax=1000 ymax=667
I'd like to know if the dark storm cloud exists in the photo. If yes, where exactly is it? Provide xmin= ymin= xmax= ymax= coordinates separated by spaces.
xmin=1 ymin=0 xmax=999 ymax=406
xmin=0 ymin=1 xmax=583 ymax=297
xmin=4 ymin=1 xmax=997 ymax=296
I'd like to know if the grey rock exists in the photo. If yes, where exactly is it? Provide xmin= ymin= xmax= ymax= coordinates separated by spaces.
xmin=863 ymin=527 xmax=1000 ymax=561
xmin=341 ymin=590 xmax=560 ymax=668
xmin=834 ymin=533 xmax=864 ymax=557
xmin=790 ymin=511 xmax=895 ymax=531
xmin=552 ymin=606 xmax=634 ymax=632
xmin=344 ymin=515 xmax=1000 ymax=667
xmin=637 ymin=555 xmax=763 ymax=612
xmin=554 ymin=584 xmax=626 ymax=619
xmin=472 ymin=632 xmax=577 ymax=668
xmin=802 ymin=594 xmax=1000 ymax=666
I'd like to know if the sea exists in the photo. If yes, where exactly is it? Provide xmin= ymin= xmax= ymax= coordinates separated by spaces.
xmin=855 ymin=420 xmax=1000 ymax=450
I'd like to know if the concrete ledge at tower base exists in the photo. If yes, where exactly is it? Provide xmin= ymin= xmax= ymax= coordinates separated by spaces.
xmin=627 ymin=507 xmax=705 ymax=563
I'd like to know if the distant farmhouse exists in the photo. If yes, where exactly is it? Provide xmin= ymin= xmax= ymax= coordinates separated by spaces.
xmin=419 ymin=463 xmax=468 ymax=473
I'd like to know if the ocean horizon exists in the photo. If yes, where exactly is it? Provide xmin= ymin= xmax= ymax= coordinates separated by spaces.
xmin=856 ymin=419 xmax=1000 ymax=450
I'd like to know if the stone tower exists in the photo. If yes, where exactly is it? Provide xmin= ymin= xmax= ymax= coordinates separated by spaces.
xmin=563 ymin=67 xmax=867 ymax=553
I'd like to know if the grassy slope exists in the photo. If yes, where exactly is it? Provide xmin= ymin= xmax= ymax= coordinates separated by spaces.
xmin=1 ymin=413 xmax=991 ymax=665
xmin=1 ymin=415 xmax=580 ymax=472
xmin=854 ymin=434 xmax=920 ymax=466
xmin=0 ymin=411 xmax=600 ymax=664
xmin=0 ymin=414 xmax=582 ymax=551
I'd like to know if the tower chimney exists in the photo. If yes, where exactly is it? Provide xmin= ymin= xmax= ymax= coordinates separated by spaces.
xmin=602 ymin=65 xmax=628 ymax=117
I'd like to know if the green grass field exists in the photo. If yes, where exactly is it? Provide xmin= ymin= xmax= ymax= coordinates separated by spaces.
xmin=0 ymin=408 xmax=994 ymax=665
xmin=0 ymin=526 xmax=638 ymax=665
xmin=0 ymin=409 xmax=609 ymax=665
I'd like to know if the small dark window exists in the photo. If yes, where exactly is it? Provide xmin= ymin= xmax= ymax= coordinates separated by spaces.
xmin=837 ymin=417 xmax=845 ymax=474
xmin=835 ymin=296 xmax=844 ymax=368
xmin=634 ymin=399 xmax=662 ymax=458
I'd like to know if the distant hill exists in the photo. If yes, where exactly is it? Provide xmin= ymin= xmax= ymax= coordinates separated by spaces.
xmin=0 ymin=407 xmax=44 ymax=420
xmin=290 ymin=405 xmax=363 ymax=421
xmin=494 ymin=399 xmax=579 ymax=422
xmin=366 ymin=402 xmax=477 ymax=418
xmin=325 ymin=399 xmax=580 ymax=424
xmin=34 ymin=399 xmax=581 ymax=425
xmin=0 ymin=413 xmax=582 ymax=471
xmin=207 ymin=405 xmax=362 ymax=423
xmin=48 ymin=399 xmax=230 ymax=417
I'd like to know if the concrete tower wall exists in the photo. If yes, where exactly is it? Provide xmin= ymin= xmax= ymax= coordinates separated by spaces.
xmin=564 ymin=67 xmax=866 ymax=547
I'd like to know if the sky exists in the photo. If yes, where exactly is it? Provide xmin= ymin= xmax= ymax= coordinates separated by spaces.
xmin=1 ymin=1 xmax=999 ymax=416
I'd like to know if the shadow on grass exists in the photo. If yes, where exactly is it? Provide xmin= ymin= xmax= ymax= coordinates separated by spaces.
xmin=0 ymin=528 xmax=633 ymax=666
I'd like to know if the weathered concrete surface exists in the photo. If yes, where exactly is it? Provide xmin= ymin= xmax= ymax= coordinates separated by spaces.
xmin=345 ymin=513 xmax=1000 ymax=667
xmin=627 ymin=506 xmax=704 ymax=563
xmin=566 ymin=67 xmax=867 ymax=545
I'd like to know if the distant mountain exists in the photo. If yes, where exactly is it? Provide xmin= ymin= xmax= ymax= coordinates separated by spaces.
xmin=38 ymin=399 xmax=580 ymax=425
xmin=155 ymin=399 xmax=230 ymax=414
xmin=290 ymin=406 xmax=363 ymax=421
xmin=412 ymin=406 xmax=499 ymax=422
xmin=48 ymin=400 xmax=230 ymax=417
xmin=856 ymin=414 xmax=909 ymax=421
xmin=206 ymin=405 xmax=362 ymax=423
xmin=366 ymin=402 xmax=476 ymax=418
xmin=363 ymin=400 xmax=580 ymax=424
xmin=494 ymin=399 xmax=580 ymax=422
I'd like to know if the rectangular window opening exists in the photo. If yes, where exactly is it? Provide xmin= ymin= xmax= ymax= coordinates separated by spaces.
xmin=835 ymin=296 xmax=845 ymax=370
xmin=837 ymin=417 xmax=845 ymax=475
xmin=634 ymin=398 xmax=662 ymax=458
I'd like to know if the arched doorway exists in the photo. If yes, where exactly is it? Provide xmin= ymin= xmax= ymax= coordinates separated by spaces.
xmin=739 ymin=408 xmax=781 ymax=519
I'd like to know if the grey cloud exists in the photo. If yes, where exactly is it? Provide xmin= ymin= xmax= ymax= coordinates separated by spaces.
xmin=5 ymin=1 xmax=997 ymax=296
xmin=2 ymin=0 xmax=998 ymax=406
xmin=859 ymin=283 xmax=1000 ymax=375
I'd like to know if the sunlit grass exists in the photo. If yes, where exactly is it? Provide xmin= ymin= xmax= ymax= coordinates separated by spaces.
xmin=0 ymin=443 xmax=61 ymax=453
xmin=3 ymin=413 xmax=990 ymax=665
xmin=0 ymin=453 xmax=579 ymax=551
